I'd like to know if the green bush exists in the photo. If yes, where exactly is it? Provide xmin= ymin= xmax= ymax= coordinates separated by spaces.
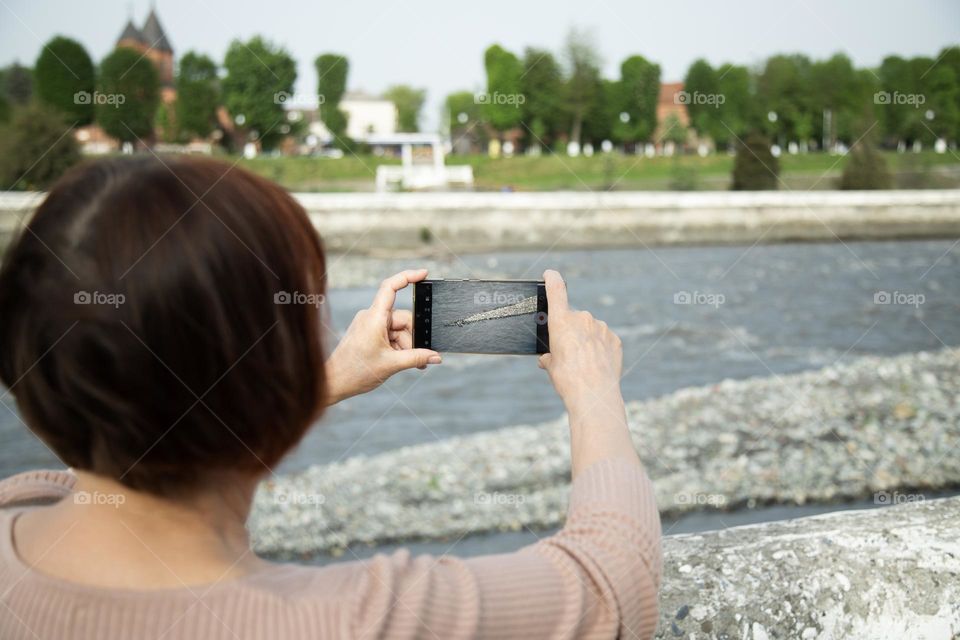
xmin=731 ymin=132 xmax=779 ymax=190
xmin=0 ymin=103 xmax=81 ymax=190
xmin=839 ymin=140 xmax=892 ymax=190
xmin=668 ymin=158 xmax=699 ymax=190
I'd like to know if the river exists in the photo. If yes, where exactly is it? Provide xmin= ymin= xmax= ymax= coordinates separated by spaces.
xmin=1 ymin=239 xmax=958 ymax=547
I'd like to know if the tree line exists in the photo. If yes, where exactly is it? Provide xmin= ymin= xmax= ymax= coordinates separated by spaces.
xmin=456 ymin=29 xmax=959 ymax=153
xmin=0 ymin=29 xmax=957 ymax=185
xmin=0 ymin=34 xmax=431 ymax=161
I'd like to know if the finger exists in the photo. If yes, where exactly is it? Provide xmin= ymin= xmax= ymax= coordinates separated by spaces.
xmin=538 ymin=353 xmax=551 ymax=369
xmin=372 ymin=269 xmax=429 ymax=312
xmin=390 ymin=309 xmax=413 ymax=330
xmin=543 ymin=270 xmax=569 ymax=313
xmin=389 ymin=348 xmax=441 ymax=373
xmin=392 ymin=329 xmax=413 ymax=350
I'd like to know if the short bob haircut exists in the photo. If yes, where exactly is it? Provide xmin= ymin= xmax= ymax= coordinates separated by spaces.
xmin=0 ymin=156 xmax=328 ymax=495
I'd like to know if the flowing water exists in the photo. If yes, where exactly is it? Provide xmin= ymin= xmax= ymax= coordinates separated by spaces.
xmin=2 ymin=240 xmax=958 ymax=547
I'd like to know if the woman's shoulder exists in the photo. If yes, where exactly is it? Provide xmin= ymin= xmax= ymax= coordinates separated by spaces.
xmin=0 ymin=469 xmax=76 ymax=509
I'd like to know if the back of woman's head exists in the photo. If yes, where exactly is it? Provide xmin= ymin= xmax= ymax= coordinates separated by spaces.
xmin=0 ymin=155 xmax=328 ymax=495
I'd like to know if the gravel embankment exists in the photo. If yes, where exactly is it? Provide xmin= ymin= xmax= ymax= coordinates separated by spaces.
xmin=248 ymin=348 xmax=960 ymax=557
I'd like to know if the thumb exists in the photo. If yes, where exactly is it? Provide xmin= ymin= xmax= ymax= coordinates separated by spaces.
xmin=389 ymin=348 xmax=442 ymax=372
xmin=537 ymin=353 xmax=552 ymax=370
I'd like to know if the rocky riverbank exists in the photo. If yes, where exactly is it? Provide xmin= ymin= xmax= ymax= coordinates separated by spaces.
xmin=248 ymin=347 xmax=960 ymax=557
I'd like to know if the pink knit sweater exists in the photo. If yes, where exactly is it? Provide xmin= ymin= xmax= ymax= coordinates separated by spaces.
xmin=0 ymin=460 xmax=661 ymax=639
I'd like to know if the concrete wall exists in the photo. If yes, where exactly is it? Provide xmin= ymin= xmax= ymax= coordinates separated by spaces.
xmin=657 ymin=495 xmax=960 ymax=639
xmin=2 ymin=190 xmax=960 ymax=254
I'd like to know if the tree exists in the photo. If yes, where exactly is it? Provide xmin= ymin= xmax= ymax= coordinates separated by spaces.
xmin=97 ymin=47 xmax=160 ymax=144
xmin=0 ymin=103 xmax=80 ymax=190
xmin=937 ymin=46 xmax=960 ymax=143
xmin=716 ymin=63 xmax=755 ymax=148
xmin=444 ymin=90 xmax=486 ymax=153
xmin=520 ymin=48 xmax=566 ymax=147
xmin=222 ymin=37 xmax=297 ymax=151
xmin=877 ymin=55 xmax=954 ymax=146
xmin=176 ymin=51 xmax=219 ymax=139
xmin=581 ymin=77 xmax=616 ymax=145
xmin=617 ymin=55 xmax=660 ymax=144
xmin=683 ymin=59 xmax=721 ymax=140
xmin=757 ymin=54 xmax=815 ymax=146
xmin=384 ymin=85 xmax=426 ymax=132
xmin=921 ymin=59 xmax=959 ymax=144
xmin=315 ymin=53 xmax=349 ymax=146
xmin=563 ymin=28 xmax=602 ymax=147
xmin=661 ymin=113 xmax=688 ymax=148
xmin=1 ymin=63 xmax=33 ymax=105
xmin=877 ymin=55 xmax=915 ymax=145
xmin=445 ymin=91 xmax=482 ymax=128
xmin=810 ymin=53 xmax=876 ymax=147
xmin=34 ymin=36 xmax=95 ymax=124
xmin=732 ymin=132 xmax=779 ymax=190
xmin=0 ymin=95 xmax=9 ymax=124
xmin=483 ymin=44 xmax=524 ymax=135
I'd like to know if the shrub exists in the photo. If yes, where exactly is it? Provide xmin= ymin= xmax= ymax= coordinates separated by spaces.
xmin=669 ymin=158 xmax=699 ymax=191
xmin=839 ymin=140 xmax=892 ymax=190
xmin=0 ymin=103 xmax=81 ymax=190
xmin=731 ymin=132 xmax=779 ymax=190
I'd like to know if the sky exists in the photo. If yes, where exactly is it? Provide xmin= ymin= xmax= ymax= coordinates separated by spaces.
xmin=2 ymin=0 xmax=958 ymax=130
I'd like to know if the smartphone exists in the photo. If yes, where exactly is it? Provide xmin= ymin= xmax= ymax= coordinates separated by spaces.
xmin=413 ymin=279 xmax=549 ymax=354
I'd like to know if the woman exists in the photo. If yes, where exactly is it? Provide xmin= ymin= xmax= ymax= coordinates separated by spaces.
xmin=0 ymin=156 xmax=661 ymax=639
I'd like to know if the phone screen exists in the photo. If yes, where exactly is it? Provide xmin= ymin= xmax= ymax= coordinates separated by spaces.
xmin=414 ymin=279 xmax=549 ymax=354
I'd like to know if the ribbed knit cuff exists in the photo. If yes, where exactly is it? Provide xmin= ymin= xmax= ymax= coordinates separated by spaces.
xmin=0 ymin=469 xmax=76 ymax=507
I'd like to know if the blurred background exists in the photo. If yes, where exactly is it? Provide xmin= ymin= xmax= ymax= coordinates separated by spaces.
xmin=0 ymin=0 xmax=959 ymax=569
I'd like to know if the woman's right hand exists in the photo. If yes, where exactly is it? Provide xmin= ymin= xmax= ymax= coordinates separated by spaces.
xmin=538 ymin=270 xmax=624 ymax=414
xmin=538 ymin=270 xmax=636 ymax=477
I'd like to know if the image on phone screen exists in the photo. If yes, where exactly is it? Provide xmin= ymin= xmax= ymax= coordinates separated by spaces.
xmin=413 ymin=279 xmax=549 ymax=355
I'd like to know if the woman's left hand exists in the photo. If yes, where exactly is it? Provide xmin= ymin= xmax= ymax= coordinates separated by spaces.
xmin=325 ymin=269 xmax=441 ymax=404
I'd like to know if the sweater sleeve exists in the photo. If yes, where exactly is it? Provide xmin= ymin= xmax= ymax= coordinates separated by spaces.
xmin=352 ymin=458 xmax=662 ymax=640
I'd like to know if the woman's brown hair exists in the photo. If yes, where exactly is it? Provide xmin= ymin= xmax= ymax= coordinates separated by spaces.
xmin=0 ymin=155 xmax=328 ymax=495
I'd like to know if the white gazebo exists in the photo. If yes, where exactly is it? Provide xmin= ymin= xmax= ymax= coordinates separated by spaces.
xmin=367 ymin=133 xmax=473 ymax=192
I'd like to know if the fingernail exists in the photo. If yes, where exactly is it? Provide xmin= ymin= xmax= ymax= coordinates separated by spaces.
xmin=428 ymin=355 xmax=442 ymax=364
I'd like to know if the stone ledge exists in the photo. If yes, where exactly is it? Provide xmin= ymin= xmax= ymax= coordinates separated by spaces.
xmin=657 ymin=495 xmax=960 ymax=639
xmin=3 ymin=190 xmax=959 ymax=253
